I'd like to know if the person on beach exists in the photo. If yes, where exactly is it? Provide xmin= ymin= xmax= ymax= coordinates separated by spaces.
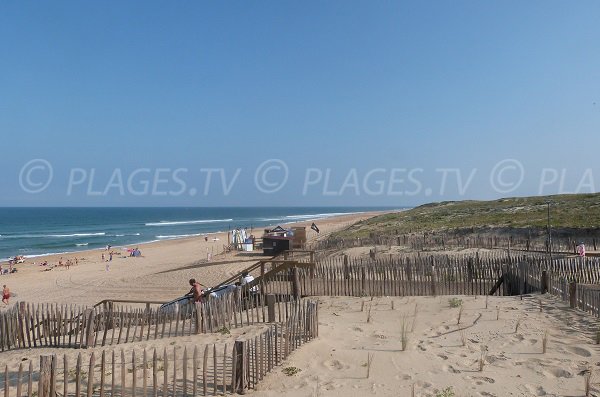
xmin=577 ymin=242 xmax=586 ymax=257
xmin=240 ymin=271 xmax=259 ymax=293
xmin=189 ymin=279 xmax=204 ymax=302
xmin=2 ymin=285 xmax=10 ymax=305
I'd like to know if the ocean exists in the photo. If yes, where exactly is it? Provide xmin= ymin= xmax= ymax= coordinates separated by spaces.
xmin=0 ymin=207 xmax=397 ymax=261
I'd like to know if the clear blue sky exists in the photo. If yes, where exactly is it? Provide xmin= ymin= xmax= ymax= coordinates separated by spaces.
xmin=2 ymin=1 xmax=599 ymax=206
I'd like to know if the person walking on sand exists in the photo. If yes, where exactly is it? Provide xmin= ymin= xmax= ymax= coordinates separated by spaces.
xmin=2 ymin=285 xmax=10 ymax=305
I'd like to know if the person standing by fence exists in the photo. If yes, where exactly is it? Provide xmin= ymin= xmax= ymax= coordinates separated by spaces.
xmin=189 ymin=278 xmax=204 ymax=302
xmin=2 ymin=285 xmax=10 ymax=305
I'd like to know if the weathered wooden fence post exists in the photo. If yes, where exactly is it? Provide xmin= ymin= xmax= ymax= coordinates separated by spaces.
xmin=361 ymin=267 xmax=367 ymax=294
xmin=292 ymin=267 xmax=301 ymax=299
xmin=430 ymin=265 xmax=436 ymax=296
xmin=541 ymin=271 xmax=548 ymax=294
xmin=234 ymin=340 xmax=247 ymax=394
xmin=343 ymin=255 xmax=349 ymax=280
xmin=569 ymin=282 xmax=577 ymax=309
xmin=518 ymin=261 xmax=526 ymax=295
xmin=19 ymin=302 xmax=26 ymax=348
xmin=266 ymin=295 xmax=276 ymax=323
xmin=84 ymin=309 xmax=96 ymax=348
xmin=194 ymin=303 xmax=201 ymax=334
xmin=501 ymin=264 xmax=510 ymax=296
xmin=39 ymin=355 xmax=52 ymax=397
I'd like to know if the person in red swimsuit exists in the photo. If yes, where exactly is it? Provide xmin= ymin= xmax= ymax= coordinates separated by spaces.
xmin=2 ymin=285 xmax=10 ymax=305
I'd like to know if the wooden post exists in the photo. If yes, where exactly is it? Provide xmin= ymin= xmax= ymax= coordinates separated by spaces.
xmin=84 ymin=309 xmax=96 ymax=348
xmin=266 ymin=295 xmax=276 ymax=323
xmin=541 ymin=270 xmax=548 ymax=294
xmin=292 ymin=267 xmax=301 ymax=299
xmin=361 ymin=267 xmax=366 ymax=295
xmin=343 ymin=255 xmax=349 ymax=280
xmin=234 ymin=340 xmax=247 ymax=394
xmin=39 ymin=355 xmax=52 ymax=397
xmin=569 ymin=282 xmax=577 ymax=309
xmin=194 ymin=302 xmax=203 ymax=334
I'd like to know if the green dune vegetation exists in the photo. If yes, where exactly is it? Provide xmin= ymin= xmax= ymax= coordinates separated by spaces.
xmin=337 ymin=193 xmax=600 ymax=239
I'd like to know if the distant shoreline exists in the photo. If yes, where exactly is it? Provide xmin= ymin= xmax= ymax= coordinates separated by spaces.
xmin=0 ymin=207 xmax=402 ymax=262
xmin=3 ymin=209 xmax=392 ymax=265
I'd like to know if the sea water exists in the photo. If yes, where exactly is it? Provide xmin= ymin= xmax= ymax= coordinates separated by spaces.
xmin=0 ymin=207 xmax=398 ymax=260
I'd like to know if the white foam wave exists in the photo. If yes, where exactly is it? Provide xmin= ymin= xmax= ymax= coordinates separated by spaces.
xmin=0 ymin=232 xmax=106 ymax=239
xmin=75 ymin=243 xmax=89 ymax=246
xmin=145 ymin=219 xmax=233 ymax=226
xmin=156 ymin=233 xmax=204 ymax=239
xmin=52 ymin=232 xmax=106 ymax=238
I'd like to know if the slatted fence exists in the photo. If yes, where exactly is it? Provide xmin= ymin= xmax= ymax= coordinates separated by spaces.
xmin=310 ymin=231 xmax=600 ymax=256
xmin=0 ymin=293 xmax=308 ymax=352
xmin=0 ymin=299 xmax=318 ymax=397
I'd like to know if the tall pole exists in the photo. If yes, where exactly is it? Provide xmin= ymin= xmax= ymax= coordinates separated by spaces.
xmin=547 ymin=201 xmax=552 ymax=262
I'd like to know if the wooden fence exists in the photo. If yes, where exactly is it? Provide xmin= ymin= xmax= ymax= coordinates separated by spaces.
xmin=249 ymin=252 xmax=600 ymax=299
xmin=0 ymin=299 xmax=318 ymax=397
xmin=309 ymin=230 xmax=600 ymax=256
xmin=0 ymin=292 xmax=310 ymax=352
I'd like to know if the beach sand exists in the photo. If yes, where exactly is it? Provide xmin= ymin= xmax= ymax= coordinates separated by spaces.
xmin=253 ymin=294 xmax=600 ymax=397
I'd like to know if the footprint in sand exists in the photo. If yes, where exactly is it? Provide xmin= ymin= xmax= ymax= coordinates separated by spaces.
xmin=442 ymin=364 xmax=461 ymax=374
xmin=546 ymin=367 xmax=573 ymax=378
xmin=486 ymin=354 xmax=507 ymax=364
xmin=522 ymin=384 xmax=547 ymax=396
xmin=473 ymin=376 xmax=495 ymax=384
xmin=323 ymin=359 xmax=347 ymax=371
xmin=321 ymin=380 xmax=343 ymax=390
xmin=567 ymin=346 xmax=592 ymax=357
xmin=437 ymin=354 xmax=448 ymax=360
xmin=393 ymin=373 xmax=413 ymax=381
xmin=513 ymin=334 xmax=524 ymax=342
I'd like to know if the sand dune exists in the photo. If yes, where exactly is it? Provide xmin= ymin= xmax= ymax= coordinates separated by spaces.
xmin=253 ymin=294 xmax=600 ymax=397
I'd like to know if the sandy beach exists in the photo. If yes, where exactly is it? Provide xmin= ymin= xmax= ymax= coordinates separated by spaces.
xmin=253 ymin=294 xmax=600 ymax=397
xmin=0 ymin=211 xmax=385 ymax=307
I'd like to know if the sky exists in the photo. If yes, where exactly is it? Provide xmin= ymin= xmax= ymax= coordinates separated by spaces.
xmin=1 ymin=1 xmax=599 ymax=207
